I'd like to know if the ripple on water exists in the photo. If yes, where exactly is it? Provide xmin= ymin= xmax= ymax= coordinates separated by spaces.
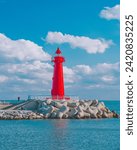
xmin=0 ymin=118 xmax=119 ymax=150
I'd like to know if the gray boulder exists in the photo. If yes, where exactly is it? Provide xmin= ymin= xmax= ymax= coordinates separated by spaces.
xmin=45 ymin=99 xmax=52 ymax=105
xmin=59 ymin=105 xmax=69 ymax=114
xmin=63 ymin=113 xmax=69 ymax=119
xmin=56 ymin=112 xmax=64 ymax=119
xmin=91 ymin=99 xmax=99 ymax=106
xmin=67 ymin=101 xmax=79 ymax=107
xmin=67 ymin=108 xmax=78 ymax=118
xmin=87 ymin=107 xmax=98 ymax=118
xmin=51 ymin=112 xmax=57 ymax=118
xmin=42 ymin=102 xmax=47 ymax=107
xmin=51 ymin=101 xmax=63 ymax=108
xmin=83 ymin=112 xmax=90 ymax=118
xmin=77 ymin=111 xmax=84 ymax=118
xmin=38 ymin=105 xmax=54 ymax=114
xmin=97 ymin=102 xmax=106 ymax=111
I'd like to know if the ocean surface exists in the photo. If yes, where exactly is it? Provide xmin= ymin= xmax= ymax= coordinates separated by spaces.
xmin=0 ymin=100 xmax=120 ymax=150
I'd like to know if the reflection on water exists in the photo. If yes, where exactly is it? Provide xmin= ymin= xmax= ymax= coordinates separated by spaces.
xmin=49 ymin=120 xmax=69 ymax=150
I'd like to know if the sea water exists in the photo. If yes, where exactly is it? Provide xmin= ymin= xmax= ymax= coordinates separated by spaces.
xmin=0 ymin=101 xmax=120 ymax=150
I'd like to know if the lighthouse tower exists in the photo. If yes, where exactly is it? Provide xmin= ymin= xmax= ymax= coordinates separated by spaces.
xmin=51 ymin=48 xmax=65 ymax=100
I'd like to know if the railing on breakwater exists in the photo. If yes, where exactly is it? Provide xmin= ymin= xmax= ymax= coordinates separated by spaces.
xmin=27 ymin=95 xmax=79 ymax=101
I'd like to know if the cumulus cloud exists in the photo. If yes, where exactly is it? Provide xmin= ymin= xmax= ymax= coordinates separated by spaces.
xmin=0 ymin=33 xmax=119 ymax=99
xmin=45 ymin=31 xmax=113 ymax=54
xmin=63 ymin=66 xmax=76 ymax=83
xmin=73 ymin=65 xmax=92 ymax=75
xmin=95 ymin=62 xmax=119 ymax=74
xmin=0 ymin=61 xmax=53 ymax=84
xmin=0 ymin=33 xmax=52 ymax=97
xmin=66 ymin=62 xmax=119 ymax=87
xmin=100 ymin=5 xmax=120 ymax=20
xmin=0 ymin=33 xmax=51 ymax=61
xmin=0 ymin=60 xmax=119 ymax=98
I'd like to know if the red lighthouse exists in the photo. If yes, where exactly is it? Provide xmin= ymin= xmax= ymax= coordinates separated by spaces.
xmin=51 ymin=48 xmax=65 ymax=100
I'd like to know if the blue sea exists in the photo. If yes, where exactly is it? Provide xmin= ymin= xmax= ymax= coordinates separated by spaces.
xmin=0 ymin=100 xmax=120 ymax=150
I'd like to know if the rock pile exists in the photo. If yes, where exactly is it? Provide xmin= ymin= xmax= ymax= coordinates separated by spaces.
xmin=37 ymin=99 xmax=119 ymax=119
xmin=0 ymin=110 xmax=43 ymax=120
xmin=0 ymin=99 xmax=119 ymax=120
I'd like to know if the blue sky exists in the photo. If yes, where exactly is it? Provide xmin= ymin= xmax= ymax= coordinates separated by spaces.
xmin=0 ymin=0 xmax=120 ymax=100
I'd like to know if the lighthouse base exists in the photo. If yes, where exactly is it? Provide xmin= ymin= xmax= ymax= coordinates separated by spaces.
xmin=52 ymin=96 xmax=71 ymax=100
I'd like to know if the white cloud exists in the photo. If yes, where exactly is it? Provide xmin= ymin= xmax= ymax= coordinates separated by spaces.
xmin=0 ymin=60 xmax=119 ymax=98
xmin=95 ymin=62 xmax=119 ymax=74
xmin=0 ymin=33 xmax=51 ymax=61
xmin=45 ymin=31 xmax=113 ymax=54
xmin=85 ymin=84 xmax=103 ymax=89
xmin=65 ymin=62 xmax=119 ymax=87
xmin=101 ymin=75 xmax=116 ymax=82
xmin=0 ymin=33 xmax=119 ymax=99
xmin=63 ymin=66 xmax=78 ymax=83
xmin=0 ymin=75 xmax=8 ymax=83
xmin=100 ymin=5 xmax=120 ymax=20
xmin=15 ymin=77 xmax=36 ymax=84
xmin=73 ymin=64 xmax=92 ymax=75
xmin=0 ymin=33 xmax=53 ymax=96
xmin=0 ymin=61 xmax=53 ymax=83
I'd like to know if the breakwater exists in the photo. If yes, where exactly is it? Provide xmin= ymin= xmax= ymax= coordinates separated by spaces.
xmin=0 ymin=99 xmax=119 ymax=120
